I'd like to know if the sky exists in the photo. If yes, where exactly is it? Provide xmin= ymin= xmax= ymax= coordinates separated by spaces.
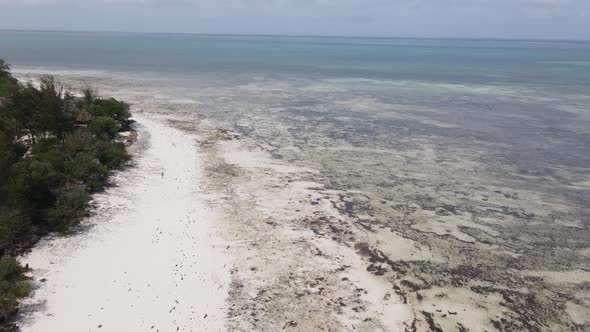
xmin=0 ymin=0 xmax=589 ymax=40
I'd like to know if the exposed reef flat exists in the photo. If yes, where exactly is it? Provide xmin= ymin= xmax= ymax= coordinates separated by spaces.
xmin=187 ymin=78 xmax=590 ymax=331
xmin=14 ymin=69 xmax=590 ymax=331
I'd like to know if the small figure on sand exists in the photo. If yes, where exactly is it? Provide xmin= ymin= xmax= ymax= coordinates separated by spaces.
xmin=161 ymin=171 xmax=164 ymax=178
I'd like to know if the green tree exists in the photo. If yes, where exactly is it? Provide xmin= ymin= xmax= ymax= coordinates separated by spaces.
xmin=0 ymin=59 xmax=17 ymax=97
xmin=64 ymin=152 xmax=108 ymax=191
xmin=0 ymin=111 xmax=27 ymax=188
xmin=0 ymin=60 xmax=133 ymax=325
xmin=89 ymin=98 xmax=131 ymax=124
xmin=0 ymin=60 xmax=10 ymax=79
xmin=0 ymin=256 xmax=29 ymax=322
xmin=89 ymin=116 xmax=119 ymax=140
xmin=4 ymin=158 xmax=62 ymax=218
xmin=80 ymin=82 xmax=96 ymax=108
xmin=5 ymin=76 xmax=77 ymax=144
xmin=47 ymin=186 xmax=90 ymax=231
xmin=37 ymin=75 xmax=75 ymax=143
xmin=0 ymin=207 xmax=31 ymax=252
xmin=63 ymin=129 xmax=98 ymax=155
xmin=96 ymin=141 xmax=129 ymax=168
xmin=7 ymin=83 xmax=43 ymax=144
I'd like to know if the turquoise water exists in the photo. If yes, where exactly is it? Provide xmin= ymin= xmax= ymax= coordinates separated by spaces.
xmin=1 ymin=31 xmax=590 ymax=86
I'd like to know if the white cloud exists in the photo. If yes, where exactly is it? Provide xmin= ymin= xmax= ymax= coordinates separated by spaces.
xmin=0 ymin=0 xmax=588 ymax=38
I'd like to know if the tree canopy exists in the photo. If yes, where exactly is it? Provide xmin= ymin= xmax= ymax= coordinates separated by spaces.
xmin=0 ymin=60 xmax=10 ymax=79
xmin=0 ymin=59 xmax=133 ymax=323
xmin=0 ymin=60 xmax=17 ymax=98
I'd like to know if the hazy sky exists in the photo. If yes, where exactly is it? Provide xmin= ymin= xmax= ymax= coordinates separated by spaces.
xmin=0 ymin=0 xmax=589 ymax=39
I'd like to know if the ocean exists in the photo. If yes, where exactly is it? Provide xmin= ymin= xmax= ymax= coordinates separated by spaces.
xmin=2 ymin=30 xmax=590 ymax=330
xmin=2 ymin=31 xmax=590 ymax=85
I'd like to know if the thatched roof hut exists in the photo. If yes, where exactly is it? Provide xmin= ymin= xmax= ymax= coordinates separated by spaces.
xmin=76 ymin=111 xmax=96 ymax=124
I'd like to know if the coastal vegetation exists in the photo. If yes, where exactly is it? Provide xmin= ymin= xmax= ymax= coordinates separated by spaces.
xmin=0 ymin=59 xmax=132 ymax=325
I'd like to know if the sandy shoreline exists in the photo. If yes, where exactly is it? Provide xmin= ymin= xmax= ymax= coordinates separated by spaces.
xmin=17 ymin=114 xmax=230 ymax=331
xmin=15 ymin=109 xmax=413 ymax=332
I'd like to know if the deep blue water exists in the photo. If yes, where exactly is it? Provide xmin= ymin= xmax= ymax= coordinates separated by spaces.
xmin=1 ymin=31 xmax=590 ymax=86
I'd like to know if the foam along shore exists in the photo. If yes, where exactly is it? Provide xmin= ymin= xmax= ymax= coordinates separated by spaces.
xmin=17 ymin=114 xmax=230 ymax=332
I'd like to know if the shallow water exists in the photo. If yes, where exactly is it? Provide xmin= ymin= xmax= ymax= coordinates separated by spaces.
xmin=4 ymin=31 xmax=590 ymax=330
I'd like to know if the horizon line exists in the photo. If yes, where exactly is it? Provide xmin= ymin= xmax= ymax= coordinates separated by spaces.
xmin=1 ymin=28 xmax=590 ymax=43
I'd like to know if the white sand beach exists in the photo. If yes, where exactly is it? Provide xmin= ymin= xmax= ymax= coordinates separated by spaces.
xmin=14 ymin=107 xmax=413 ymax=331
xmin=17 ymin=114 xmax=230 ymax=332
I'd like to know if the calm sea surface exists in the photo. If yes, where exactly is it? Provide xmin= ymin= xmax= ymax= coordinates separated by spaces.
xmin=1 ymin=31 xmax=590 ymax=86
